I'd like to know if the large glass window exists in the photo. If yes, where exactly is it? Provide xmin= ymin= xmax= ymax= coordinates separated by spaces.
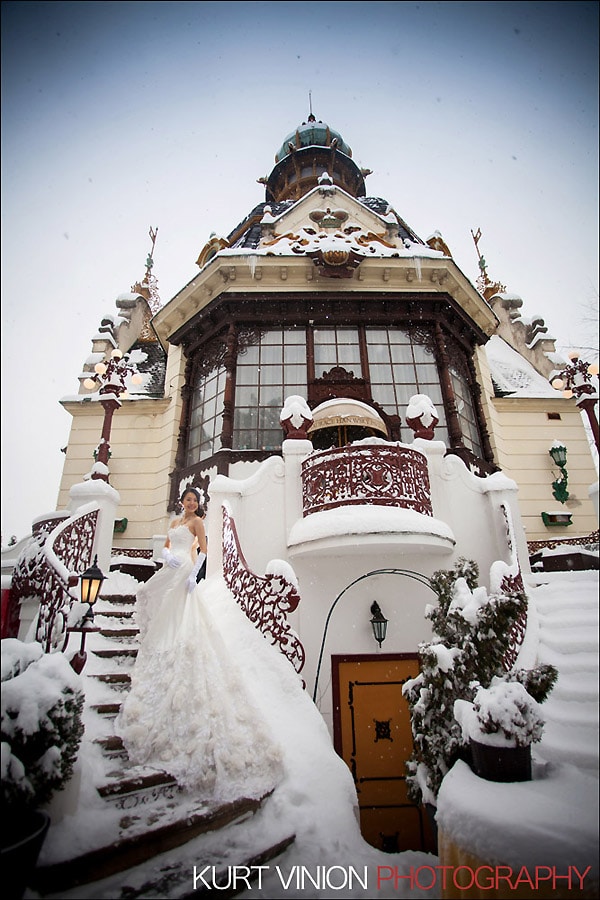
xmin=234 ymin=328 xmax=307 ymax=451
xmin=366 ymin=327 xmax=449 ymax=442
xmin=186 ymin=363 xmax=227 ymax=464
xmin=314 ymin=327 xmax=362 ymax=375
xmin=450 ymin=364 xmax=483 ymax=457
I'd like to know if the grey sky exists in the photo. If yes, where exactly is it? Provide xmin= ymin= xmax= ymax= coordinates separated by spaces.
xmin=1 ymin=0 xmax=598 ymax=540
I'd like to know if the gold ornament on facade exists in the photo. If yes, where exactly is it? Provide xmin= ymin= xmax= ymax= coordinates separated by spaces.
xmin=322 ymin=248 xmax=350 ymax=267
xmin=355 ymin=231 xmax=397 ymax=249
xmin=196 ymin=235 xmax=230 ymax=269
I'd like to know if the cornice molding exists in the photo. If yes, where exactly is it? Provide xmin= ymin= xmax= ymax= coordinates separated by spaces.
xmin=152 ymin=253 xmax=498 ymax=348
xmin=60 ymin=397 xmax=172 ymax=416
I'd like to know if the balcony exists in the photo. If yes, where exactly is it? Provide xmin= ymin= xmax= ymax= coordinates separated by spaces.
xmin=301 ymin=443 xmax=433 ymax=517
xmin=289 ymin=442 xmax=455 ymax=560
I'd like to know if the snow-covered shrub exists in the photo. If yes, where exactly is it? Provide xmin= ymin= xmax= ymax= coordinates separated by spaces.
xmin=454 ymin=665 xmax=557 ymax=749
xmin=455 ymin=679 xmax=541 ymax=748
xmin=402 ymin=557 xmax=555 ymax=806
xmin=1 ymin=639 xmax=84 ymax=813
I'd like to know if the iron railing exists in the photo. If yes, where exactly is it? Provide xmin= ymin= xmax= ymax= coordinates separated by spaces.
xmin=301 ymin=443 xmax=433 ymax=517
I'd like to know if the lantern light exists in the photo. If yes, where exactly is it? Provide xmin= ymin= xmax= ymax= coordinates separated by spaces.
xmin=79 ymin=555 xmax=106 ymax=622
xmin=549 ymin=442 xmax=568 ymax=467
xmin=370 ymin=601 xmax=388 ymax=648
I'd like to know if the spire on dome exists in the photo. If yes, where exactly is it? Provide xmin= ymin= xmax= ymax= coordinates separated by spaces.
xmin=131 ymin=226 xmax=162 ymax=314
xmin=266 ymin=112 xmax=368 ymax=202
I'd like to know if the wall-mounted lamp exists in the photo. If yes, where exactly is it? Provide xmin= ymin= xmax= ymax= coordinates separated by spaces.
xmin=548 ymin=442 xmax=569 ymax=503
xmin=370 ymin=601 xmax=388 ymax=648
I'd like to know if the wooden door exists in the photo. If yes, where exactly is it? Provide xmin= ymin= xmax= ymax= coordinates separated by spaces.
xmin=332 ymin=654 xmax=433 ymax=853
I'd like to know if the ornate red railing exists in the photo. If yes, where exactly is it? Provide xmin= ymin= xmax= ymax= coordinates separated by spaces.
xmin=498 ymin=504 xmax=528 ymax=671
xmin=10 ymin=508 xmax=99 ymax=652
xmin=222 ymin=505 xmax=305 ymax=677
xmin=527 ymin=529 xmax=599 ymax=554
xmin=301 ymin=443 xmax=433 ymax=517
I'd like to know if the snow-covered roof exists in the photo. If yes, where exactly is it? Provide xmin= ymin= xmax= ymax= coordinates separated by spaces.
xmin=485 ymin=335 xmax=560 ymax=398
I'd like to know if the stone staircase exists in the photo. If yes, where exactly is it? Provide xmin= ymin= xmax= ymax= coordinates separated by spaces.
xmin=530 ymin=571 xmax=599 ymax=773
xmin=33 ymin=583 xmax=295 ymax=899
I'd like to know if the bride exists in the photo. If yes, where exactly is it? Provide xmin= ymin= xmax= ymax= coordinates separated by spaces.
xmin=116 ymin=487 xmax=283 ymax=803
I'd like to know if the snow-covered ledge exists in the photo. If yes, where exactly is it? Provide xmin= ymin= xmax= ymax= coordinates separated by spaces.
xmin=288 ymin=504 xmax=455 ymax=559
xmin=68 ymin=480 xmax=120 ymax=574
xmin=436 ymin=760 xmax=598 ymax=898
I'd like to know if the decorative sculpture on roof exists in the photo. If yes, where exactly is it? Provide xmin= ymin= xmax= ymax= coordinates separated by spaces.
xmin=471 ymin=227 xmax=506 ymax=300
xmin=131 ymin=225 xmax=162 ymax=314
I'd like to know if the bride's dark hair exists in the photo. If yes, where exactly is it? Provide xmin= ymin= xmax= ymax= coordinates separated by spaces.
xmin=179 ymin=487 xmax=203 ymax=517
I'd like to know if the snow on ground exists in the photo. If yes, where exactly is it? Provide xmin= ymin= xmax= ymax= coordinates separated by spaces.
xmin=30 ymin=568 xmax=600 ymax=899
xmin=437 ymin=570 xmax=598 ymax=884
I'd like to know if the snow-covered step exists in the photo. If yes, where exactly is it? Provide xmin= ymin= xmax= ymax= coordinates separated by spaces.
xmin=536 ymin=645 xmax=599 ymax=673
xmin=548 ymin=681 xmax=598 ymax=703
xmin=536 ymin=603 xmax=598 ymax=624
xmin=529 ymin=571 xmax=599 ymax=774
xmin=535 ymin=722 xmax=598 ymax=772
xmin=98 ymin=768 xmax=181 ymax=808
xmin=542 ymin=696 xmax=598 ymax=726
xmin=537 ymin=628 xmax=599 ymax=654
xmin=34 ymin=791 xmax=285 ymax=898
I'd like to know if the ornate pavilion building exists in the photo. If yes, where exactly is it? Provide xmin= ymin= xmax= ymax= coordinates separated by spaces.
xmin=4 ymin=113 xmax=598 ymax=861
xmin=55 ymin=113 xmax=598 ymax=548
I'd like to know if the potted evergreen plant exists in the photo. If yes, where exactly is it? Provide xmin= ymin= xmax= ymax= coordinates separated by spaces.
xmin=455 ymin=666 xmax=557 ymax=782
xmin=1 ymin=638 xmax=85 ymax=900
xmin=403 ymin=558 xmax=557 ymax=844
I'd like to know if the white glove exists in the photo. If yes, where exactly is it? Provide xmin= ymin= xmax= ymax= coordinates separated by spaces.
xmin=162 ymin=547 xmax=181 ymax=569
xmin=186 ymin=552 xmax=206 ymax=592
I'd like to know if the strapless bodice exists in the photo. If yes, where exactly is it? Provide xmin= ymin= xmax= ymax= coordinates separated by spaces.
xmin=168 ymin=524 xmax=195 ymax=554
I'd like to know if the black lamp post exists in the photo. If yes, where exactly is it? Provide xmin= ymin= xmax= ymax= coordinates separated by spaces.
xmin=370 ymin=601 xmax=388 ymax=648
xmin=551 ymin=354 xmax=599 ymax=452
xmin=67 ymin=556 xmax=105 ymax=674
xmin=83 ymin=349 xmax=143 ymax=482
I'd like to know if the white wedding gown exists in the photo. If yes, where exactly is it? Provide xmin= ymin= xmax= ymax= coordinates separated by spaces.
xmin=116 ymin=525 xmax=283 ymax=802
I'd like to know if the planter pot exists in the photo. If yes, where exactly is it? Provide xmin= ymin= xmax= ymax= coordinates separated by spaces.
xmin=1 ymin=810 xmax=51 ymax=900
xmin=470 ymin=739 xmax=532 ymax=783
xmin=424 ymin=802 xmax=438 ymax=853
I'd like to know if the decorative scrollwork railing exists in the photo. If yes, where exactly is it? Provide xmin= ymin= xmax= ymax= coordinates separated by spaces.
xmin=527 ymin=529 xmax=599 ymax=554
xmin=10 ymin=508 xmax=99 ymax=653
xmin=498 ymin=503 xmax=528 ymax=671
xmin=222 ymin=505 xmax=305 ymax=677
xmin=111 ymin=547 xmax=154 ymax=559
xmin=301 ymin=443 xmax=433 ymax=517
